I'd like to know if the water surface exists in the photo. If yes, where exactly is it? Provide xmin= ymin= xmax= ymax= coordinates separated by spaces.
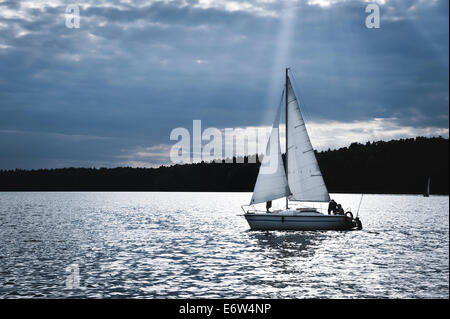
xmin=0 ymin=192 xmax=448 ymax=298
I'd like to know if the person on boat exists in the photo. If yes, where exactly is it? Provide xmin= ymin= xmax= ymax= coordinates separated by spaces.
xmin=266 ymin=200 xmax=272 ymax=213
xmin=328 ymin=199 xmax=337 ymax=214
xmin=337 ymin=204 xmax=345 ymax=215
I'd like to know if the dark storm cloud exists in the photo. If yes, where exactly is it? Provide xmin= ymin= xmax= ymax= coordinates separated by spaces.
xmin=0 ymin=0 xmax=448 ymax=169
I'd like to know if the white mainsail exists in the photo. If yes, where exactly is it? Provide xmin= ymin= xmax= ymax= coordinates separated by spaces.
xmin=286 ymin=77 xmax=330 ymax=202
xmin=250 ymin=98 xmax=291 ymax=205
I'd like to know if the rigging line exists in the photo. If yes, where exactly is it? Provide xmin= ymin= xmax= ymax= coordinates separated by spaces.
xmin=356 ymin=193 xmax=364 ymax=218
xmin=260 ymin=86 xmax=285 ymax=161
xmin=276 ymin=86 xmax=286 ymax=152
xmin=278 ymin=86 xmax=286 ymax=112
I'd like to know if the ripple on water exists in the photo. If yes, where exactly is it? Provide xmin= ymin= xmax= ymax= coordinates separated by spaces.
xmin=0 ymin=192 xmax=448 ymax=298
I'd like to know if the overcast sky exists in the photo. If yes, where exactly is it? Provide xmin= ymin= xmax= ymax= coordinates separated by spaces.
xmin=0 ymin=0 xmax=448 ymax=169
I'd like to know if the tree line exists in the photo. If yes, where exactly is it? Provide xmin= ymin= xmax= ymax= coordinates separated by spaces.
xmin=0 ymin=136 xmax=448 ymax=194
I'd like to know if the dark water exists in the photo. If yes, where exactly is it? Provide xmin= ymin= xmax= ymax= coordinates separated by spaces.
xmin=0 ymin=192 xmax=448 ymax=298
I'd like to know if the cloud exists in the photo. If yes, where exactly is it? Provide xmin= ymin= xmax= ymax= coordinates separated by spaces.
xmin=306 ymin=117 xmax=449 ymax=150
xmin=0 ymin=0 xmax=448 ymax=169
xmin=118 ymin=143 xmax=173 ymax=167
xmin=116 ymin=117 xmax=448 ymax=168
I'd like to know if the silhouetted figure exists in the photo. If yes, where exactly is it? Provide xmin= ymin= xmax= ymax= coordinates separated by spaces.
xmin=328 ymin=199 xmax=337 ymax=215
xmin=337 ymin=204 xmax=345 ymax=215
xmin=266 ymin=200 xmax=272 ymax=213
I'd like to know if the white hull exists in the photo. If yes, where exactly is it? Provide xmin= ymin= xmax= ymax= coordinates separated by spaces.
xmin=244 ymin=210 xmax=358 ymax=231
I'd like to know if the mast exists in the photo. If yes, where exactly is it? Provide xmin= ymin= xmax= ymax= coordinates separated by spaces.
xmin=285 ymin=67 xmax=289 ymax=209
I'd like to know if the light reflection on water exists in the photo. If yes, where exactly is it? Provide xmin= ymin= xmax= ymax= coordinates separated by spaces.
xmin=0 ymin=192 xmax=448 ymax=298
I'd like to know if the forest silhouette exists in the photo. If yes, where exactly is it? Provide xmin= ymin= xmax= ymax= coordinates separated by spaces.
xmin=0 ymin=136 xmax=448 ymax=194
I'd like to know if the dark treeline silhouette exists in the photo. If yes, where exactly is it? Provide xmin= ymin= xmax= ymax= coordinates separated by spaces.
xmin=0 ymin=137 xmax=448 ymax=194
xmin=316 ymin=136 xmax=448 ymax=195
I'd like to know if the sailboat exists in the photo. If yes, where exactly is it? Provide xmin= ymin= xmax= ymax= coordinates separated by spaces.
xmin=424 ymin=176 xmax=430 ymax=197
xmin=243 ymin=68 xmax=362 ymax=231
